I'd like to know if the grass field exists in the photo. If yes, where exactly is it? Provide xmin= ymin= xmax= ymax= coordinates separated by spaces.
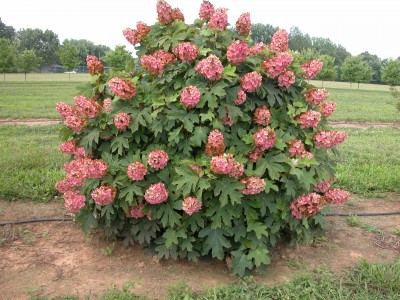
xmin=0 ymin=124 xmax=398 ymax=201
xmin=0 ymin=125 xmax=66 ymax=201
xmin=1 ymin=74 xmax=400 ymax=122
xmin=335 ymin=127 xmax=400 ymax=196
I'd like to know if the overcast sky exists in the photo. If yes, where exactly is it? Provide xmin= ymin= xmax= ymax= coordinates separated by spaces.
xmin=2 ymin=0 xmax=400 ymax=59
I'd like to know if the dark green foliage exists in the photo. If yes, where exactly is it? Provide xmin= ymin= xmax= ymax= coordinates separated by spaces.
xmin=61 ymin=13 xmax=341 ymax=276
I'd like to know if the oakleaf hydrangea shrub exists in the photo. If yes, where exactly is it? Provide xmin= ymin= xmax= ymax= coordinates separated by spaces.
xmin=55 ymin=0 xmax=350 ymax=276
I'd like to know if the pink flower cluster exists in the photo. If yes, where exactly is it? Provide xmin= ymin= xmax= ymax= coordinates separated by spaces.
xmin=140 ymin=55 xmax=165 ymax=76
xmin=114 ymin=113 xmax=131 ymax=131
xmin=73 ymin=96 xmax=102 ymax=119
xmin=234 ymin=90 xmax=247 ymax=106
xmin=195 ymin=54 xmax=223 ymax=81
xmin=123 ymin=22 xmax=151 ymax=46
xmin=59 ymin=140 xmax=77 ymax=155
xmin=313 ymin=131 xmax=348 ymax=148
xmin=288 ymin=140 xmax=313 ymax=160
xmin=128 ymin=203 xmax=145 ymax=218
xmin=209 ymin=8 xmax=228 ymax=31
xmin=305 ymin=88 xmax=329 ymax=106
xmin=86 ymin=55 xmax=104 ymax=75
xmin=91 ymin=185 xmax=117 ymax=206
xmin=127 ymin=162 xmax=147 ymax=181
xmin=173 ymin=42 xmax=199 ymax=62
xmin=254 ymin=106 xmax=271 ymax=126
xmin=56 ymin=102 xmax=87 ymax=133
xmin=210 ymin=153 xmax=244 ymax=178
xmin=253 ymin=128 xmax=276 ymax=151
xmin=278 ymin=70 xmax=296 ymax=88
xmin=172 ymin=8 xmax=185 ymax=21
xmin=108 ymin=77 xmax=137 ymax=100
xmin=262 ymin=53 xmax=293 ymax=78
xmin=199 ymin=0 xmax=214 ymax=21
xmin=148 ymin=150 xmax=169 ymax=170
xmin=290 ymin=193 xmax=326 ymax=219
xmin=240 ymin=177 xmax=266 ymax=195
xmin=313 ymin=177 xmax=334 ymax=193
xmin=156 ymin=0 xmax=174 ymax=25
xmin=182 ymin=196 xmax=202 ymax=215
xmin=64 ymin=190 xmax=86 ymax=212
xmin=144 ymin=182 xmax=168 ymax=204
xmin=241 ymin=71 xmax=262 ymax=92
xmin=236 ymin=12 xmax=251 ymax=36
xmin=154 ymin=50 xmax=176 ymax=66
xmin=324 ymin=188 xmax=351 ymax=204
xmin=301 ymin=60 xmax=323 ymax=79
xmin=205 ymin=129 xmax=226 ymax=156
xmin=248 ymin=128 xmax=276 ymax=162
xmin=319 ymin=101 xmax=336 ymax=117
xmin=270 ymin=29 xmax=289 ymax=52
xmin=296 ymin=110 xmax=321 ymax=129
xmin=248 ymin=42 xmax=267 ymax=56
xmin=73 ymin=147 xmax=88 ymax=159
xmin=103 ymin=98 xmax=112 ymax=113
xmin=57 ymin=158 xmax=108 ymax=194
xmin=227 ymin=40 xmax=248 ymax=65
xmin=180 ymin=86 xmax=201 ymax=109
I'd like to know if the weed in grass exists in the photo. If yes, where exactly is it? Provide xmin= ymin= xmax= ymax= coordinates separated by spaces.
xmin=101 ymin=244 xmax=115 ymax=257
xmin=22 ymin=229 xmax=36 ymax=244
xmin=0 ymin=237 xmax=5 ymax=245
xmin=313 ymin=235 xmax=329 ymax=244
xmin=101 ymin=285 xmax=148 ymax=300
xmin=285 ymin=258 xmax=309 ymax=270
xmin=393 ymin=228 xmax=400 ymax=236
xmin=347 ymin=215 xmax=362 ymax=227
xmin=361 ymin=224 xmax=382 ymax=234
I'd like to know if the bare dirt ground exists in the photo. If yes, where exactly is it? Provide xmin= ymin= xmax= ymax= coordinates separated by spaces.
xmin=0 ymin=195 xmax=399 ymax=300
xmin=1 ymin=118 xmax=400 ymax=129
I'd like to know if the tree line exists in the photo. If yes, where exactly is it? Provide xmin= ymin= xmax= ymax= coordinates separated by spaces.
xmin=0 ymin=18 xmax=399 ymax=87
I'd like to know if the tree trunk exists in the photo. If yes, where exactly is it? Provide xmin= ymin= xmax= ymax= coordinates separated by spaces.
xmin=321 ymin=80 xmax=324 ymax=88
xmin=357 ymin=82 xmax=360 ymax=90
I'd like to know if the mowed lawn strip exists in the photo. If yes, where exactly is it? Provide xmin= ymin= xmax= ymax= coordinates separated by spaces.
xmin=0 ymin=81 xmax=85 ymax=119
xmin=328 ymin=88 xmax=400 ymax=123
xmin=334 ymin=127 xmax=400 ymax=196
xmin=0 ymin=124 xmax=67 ymax=201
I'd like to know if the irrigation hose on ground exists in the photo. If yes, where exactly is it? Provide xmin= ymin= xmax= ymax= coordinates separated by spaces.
xmin=1 ymin=211 xmax=400 ymax=226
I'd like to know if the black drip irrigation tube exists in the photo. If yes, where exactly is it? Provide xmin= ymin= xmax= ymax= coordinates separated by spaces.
xmin=1 ymin=211 xmax=400 ymax=227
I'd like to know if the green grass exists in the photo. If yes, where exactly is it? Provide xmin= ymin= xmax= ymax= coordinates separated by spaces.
xmin=0 ymin=81 xmax=83 ymax=119
xmin=35 ymin=259 xmax=400 ymax=299
xmin=334 ymin=127 xmax=400 ymax=196
xmin=327 ymin=88 xmax=400 ymax=122
xmin=0 ymin=124 xmax=67 ymax=201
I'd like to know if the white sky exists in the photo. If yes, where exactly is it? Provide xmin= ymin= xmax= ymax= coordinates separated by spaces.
xmin=2 ymin=0 xmax=400 ymax=59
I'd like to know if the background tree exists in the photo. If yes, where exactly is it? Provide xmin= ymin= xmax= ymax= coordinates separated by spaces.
xmin=63 ymin=38 xmax=110 ymax=66
xmin=289 ymin=26 xmax=312 ymax=52
xmin=341 ymin=56 xmax=373 ymax=89
xmin=18 ymin=49 xmax=39 ymax=81
xmin=17 ymin=28 xmax=60 ymax=66
xmin=359 ymin=51 xmax=382 ymax=84
xmin=382 ymin=59 xmax=400 ymax=109
xmin=0 ymin=38 xmax=17 ymax=82
xmin=102 ymin=45 xmax=133 ymax=72
xmin=59 ymin=43 xmax=80 ymax=80
xmin=0 ymin=18 xmax=16 ymax=41
xmin=250 ymin=23 xmax=278 ymax=44
xmin=316 ymin=54 xmax=338 ymax=85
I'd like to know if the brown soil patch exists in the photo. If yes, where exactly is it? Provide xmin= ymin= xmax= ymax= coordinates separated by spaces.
xmin=1 ymin=195 xmax=400 ymax=299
